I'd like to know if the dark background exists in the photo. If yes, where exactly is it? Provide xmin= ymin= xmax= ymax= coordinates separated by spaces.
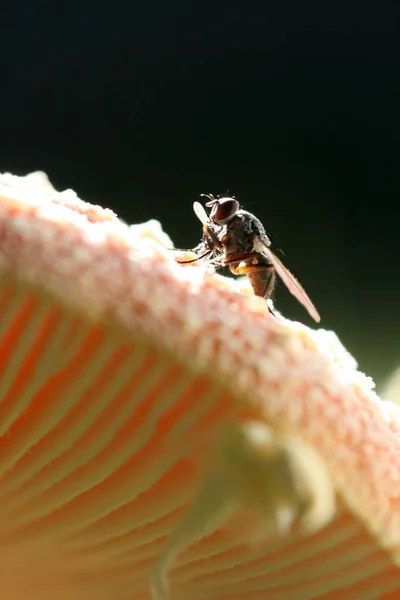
xmin=1 ymin=0 xmax=399 ymax=385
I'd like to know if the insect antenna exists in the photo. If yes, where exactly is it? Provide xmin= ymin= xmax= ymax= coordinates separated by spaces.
xmin=200 ymin=193 xmax=216 ymax=205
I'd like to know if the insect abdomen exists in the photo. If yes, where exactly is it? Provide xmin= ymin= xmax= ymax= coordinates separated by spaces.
xmin=248 ymin=265 xmax=276 ymax=300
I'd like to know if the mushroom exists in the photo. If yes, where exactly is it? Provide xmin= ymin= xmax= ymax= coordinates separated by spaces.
xmin=0 ymin=171 xmax=399 ymax=600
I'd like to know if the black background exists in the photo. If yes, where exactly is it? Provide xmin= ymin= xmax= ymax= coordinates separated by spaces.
xmin=1 ymin=0 xmax=399 ymax=385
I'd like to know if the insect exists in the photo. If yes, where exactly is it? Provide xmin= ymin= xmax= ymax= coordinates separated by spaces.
xmin=179 ymin=194 xmax=320 ymax=322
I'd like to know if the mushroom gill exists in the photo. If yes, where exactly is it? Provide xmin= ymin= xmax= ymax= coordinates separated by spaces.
xmin=0 ymin=172 xmax=399 ymax=600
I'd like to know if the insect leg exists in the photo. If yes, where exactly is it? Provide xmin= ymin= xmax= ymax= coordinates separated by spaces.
xmin=203 ymin=223 xmax=223 ymax=251
xmin=176 ymin=250 xmax=212 ymax=264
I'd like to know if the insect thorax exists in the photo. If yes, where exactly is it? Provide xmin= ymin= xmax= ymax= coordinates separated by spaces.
xmin=223 ymin=213 xmax=257 ymax=255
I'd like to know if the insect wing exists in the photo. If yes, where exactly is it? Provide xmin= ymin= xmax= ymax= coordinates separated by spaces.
xmin=193 ymin=201 xmax=209 ymax=225
xmin=260 ymin=243 xmax=321 ymax=322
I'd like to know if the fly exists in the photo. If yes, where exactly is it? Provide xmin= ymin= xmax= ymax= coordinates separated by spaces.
xmin=179 ymin=194 xmax=320 ymax=323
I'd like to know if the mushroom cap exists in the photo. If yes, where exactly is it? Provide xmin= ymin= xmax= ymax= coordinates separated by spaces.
xmin=0 ymin=172 xmax=399 ymax=599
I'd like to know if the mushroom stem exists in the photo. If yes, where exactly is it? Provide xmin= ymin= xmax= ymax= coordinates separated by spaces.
xmin=150 ymin=421 xmax=336 ymax=599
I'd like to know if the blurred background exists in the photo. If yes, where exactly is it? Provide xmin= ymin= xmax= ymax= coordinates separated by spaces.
xmin=1 ymin=0 xmax=399 ymax=385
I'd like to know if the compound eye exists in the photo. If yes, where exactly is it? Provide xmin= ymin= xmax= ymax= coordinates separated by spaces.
xmin=212 ymin=198 xmax=239 ymax=224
